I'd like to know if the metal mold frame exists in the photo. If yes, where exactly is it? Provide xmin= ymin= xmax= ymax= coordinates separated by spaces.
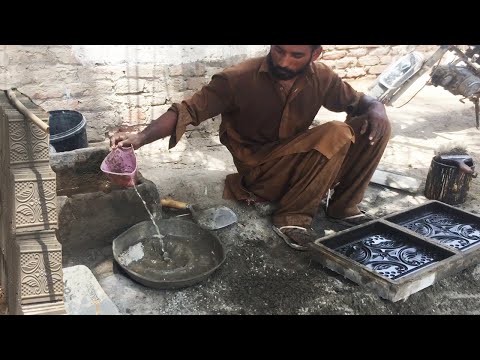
xmin=309 ymin=201 xmax=480 ymax=302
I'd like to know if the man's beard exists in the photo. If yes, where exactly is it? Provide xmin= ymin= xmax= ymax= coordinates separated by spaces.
xmin=267 ymin=52 xmax=312 ymax=80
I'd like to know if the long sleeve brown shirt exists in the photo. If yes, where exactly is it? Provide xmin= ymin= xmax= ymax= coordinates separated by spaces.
xmin=168 ymin=56 xmax=362 ymax=174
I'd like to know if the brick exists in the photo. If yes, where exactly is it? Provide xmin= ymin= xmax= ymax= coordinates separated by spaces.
xmin=124 ymin=64 xmax=168 ymax=79
xmin=205 ymin=67 xmax=225 ymax=78
xmin=349 ymin=48 xmax=368 ymax=57
xmin=391 ymin=45 xmax=416 ymax=55
xmin=319 ymin=59 xmax=336 ymax=69
xmin=16 ymin=84 xmax=64 ymax=101
xmin=182 ymin=90 xmax=196 ymax=100
xmin=83 ymin=80 xmax=115 ymax=95
xmin=358 ymin=55 xmax=380 ymax=66
xmin=322 ymin=50 xmax=347 ymax=60
xmin=86 ymin=127 xmax=107 ymax=143
xmin=115 ymin=78 xmax=146 ymax=94
xmin=0 ymin=70 xmax=15 ymax=89
xmin=415 ymin=45 xmax=438 ymax=52
xmin=4 ymin=65 xmax=38 ymax=85
xmin=24 ymin=66 xmax=79 ymax=83
xmin=118 ymin=108 xmax=147 ymax=125
xmin=143 ymin=80 xmax=168 ymax=94
xmin=186 ymin=77 xmax=207 ymax=90
xmin=146 ymin=93 xmax=168 ymax=106
xmin=369 ymin=47 xmax=391 ymax=56
xmin=334 ymin=45 xmax=362 ymax=50
xmin=77 ymin=65 xmax=125 ymax=82
xmin=345 ymin=67 xmax=366 ymax=78
xmin=47 ymin=46 xmax=79 ymax=64
xmin=110 ymin=94 xmax=150 ymax=108
xmin=380 ymin=55 xmax=393 ymax=65
xmin=76 ymin=96 xmax=114 ymax=112
xmin=61 ymin=83 xmax=89 ymax=98
xmin=168 ymin=62 xmax=206 ymax=77
xmin=166 ymin=78 xmax=188 ymax=92
xmin=368 ymin=64 xmax=388 ymax=75
xmin=149 ymin=104 xmax=173 ymax=120
xmin=165 ymin=91 xmax=187 ymax=103
xmin=111 ymin=93 xmax=167 ymax=109
xmin=335 ymin=69 xmax=347 ymax=78
xmin=335 ymin=57 xmax=357 ymax=69
xmin=322 ymin=45 xmax=336 ymax=51
xmin=11 ymin=50 xmax=56 ymax=64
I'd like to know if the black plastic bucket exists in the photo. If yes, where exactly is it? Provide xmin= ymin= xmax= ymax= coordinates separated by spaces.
xmin=49 ymin=110 xmax=88 ymax=152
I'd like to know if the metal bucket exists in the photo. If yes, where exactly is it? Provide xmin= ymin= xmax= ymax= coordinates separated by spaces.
xmin=112 ymin=219 xmax=226 ymax=289
xmin=424 ymin=156 xmax=476 ymax=205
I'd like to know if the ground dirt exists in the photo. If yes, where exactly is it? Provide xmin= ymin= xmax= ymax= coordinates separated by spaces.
xmin=63 ymin=78 xmax=480 ymax=315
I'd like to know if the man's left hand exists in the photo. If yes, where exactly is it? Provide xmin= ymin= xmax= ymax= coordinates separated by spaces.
xmin=358 ymin=102 xmax=389 ymax=146
xmin=357 ymin=95 xmax=389 ymax=145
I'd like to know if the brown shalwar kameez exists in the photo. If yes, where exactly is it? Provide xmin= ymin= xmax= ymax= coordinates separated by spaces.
xmin=167 ymin=56 xmax=391 ymax=228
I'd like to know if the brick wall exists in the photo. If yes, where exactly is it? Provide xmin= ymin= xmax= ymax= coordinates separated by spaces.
xmin=0 ymin=45 xmax=438 ymax=142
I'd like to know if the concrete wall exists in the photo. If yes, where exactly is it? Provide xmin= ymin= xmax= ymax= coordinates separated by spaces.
xmin=0 ymin=45 xmax=438 ymax=142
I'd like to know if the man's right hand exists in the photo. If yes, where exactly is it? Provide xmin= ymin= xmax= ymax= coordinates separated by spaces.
xmin=110 ymin=132 xmax=146 ymax=150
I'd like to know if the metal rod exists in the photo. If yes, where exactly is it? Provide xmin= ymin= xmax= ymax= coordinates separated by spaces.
xmin=5 ymin=89 xmax=49 ymax=133
xmin=450 ymin=46 xmax=480 ymax=76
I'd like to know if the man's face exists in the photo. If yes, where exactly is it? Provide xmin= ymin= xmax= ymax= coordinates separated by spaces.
xmin=268 ymin=45 xmax=320 ymax=80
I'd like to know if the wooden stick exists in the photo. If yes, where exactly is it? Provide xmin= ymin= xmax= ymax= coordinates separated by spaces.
xmin=160 ymin=198 xmax=189 ymax=209
xmin=5 ymin=89 xmax=49 ymax=133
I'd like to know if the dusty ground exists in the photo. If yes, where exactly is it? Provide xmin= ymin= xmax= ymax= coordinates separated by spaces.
xmin=63 ymin=78 xmax=480 ymax=315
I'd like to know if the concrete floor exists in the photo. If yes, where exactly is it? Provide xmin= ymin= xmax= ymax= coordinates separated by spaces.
xmin=62 ymin=79 xmax=480 ymax=315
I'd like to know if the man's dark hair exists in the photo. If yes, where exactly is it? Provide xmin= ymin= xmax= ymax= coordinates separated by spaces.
xmin=311 ymin=45 xmax=322 ymax=51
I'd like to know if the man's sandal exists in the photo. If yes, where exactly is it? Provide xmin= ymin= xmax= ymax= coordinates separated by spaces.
xmin=272 ymin=225 xmax=324 ymax=251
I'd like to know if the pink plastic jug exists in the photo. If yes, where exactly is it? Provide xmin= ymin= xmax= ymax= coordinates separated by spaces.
xmin=100 ymin=146 xmax=138 ymax=187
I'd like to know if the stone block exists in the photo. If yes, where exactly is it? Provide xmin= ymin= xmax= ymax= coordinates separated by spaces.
xmin=7 ymin=116 xmax=50 ymax=166
xmin=21 ymin=301 xmax=66 ymax=315
xmin=11 ymin=231 xmax=63 ymax=305
xmin=50 ymin=146 xmax=160 ymax=251
xmin=12 ymin=170 xmax=58 ymax=233
xmin=63 ymin=265 xmax=120 ymax=315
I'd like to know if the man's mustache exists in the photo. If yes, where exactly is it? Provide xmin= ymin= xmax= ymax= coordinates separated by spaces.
xmin=273 ymin=66 xmax=295 ymax=76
